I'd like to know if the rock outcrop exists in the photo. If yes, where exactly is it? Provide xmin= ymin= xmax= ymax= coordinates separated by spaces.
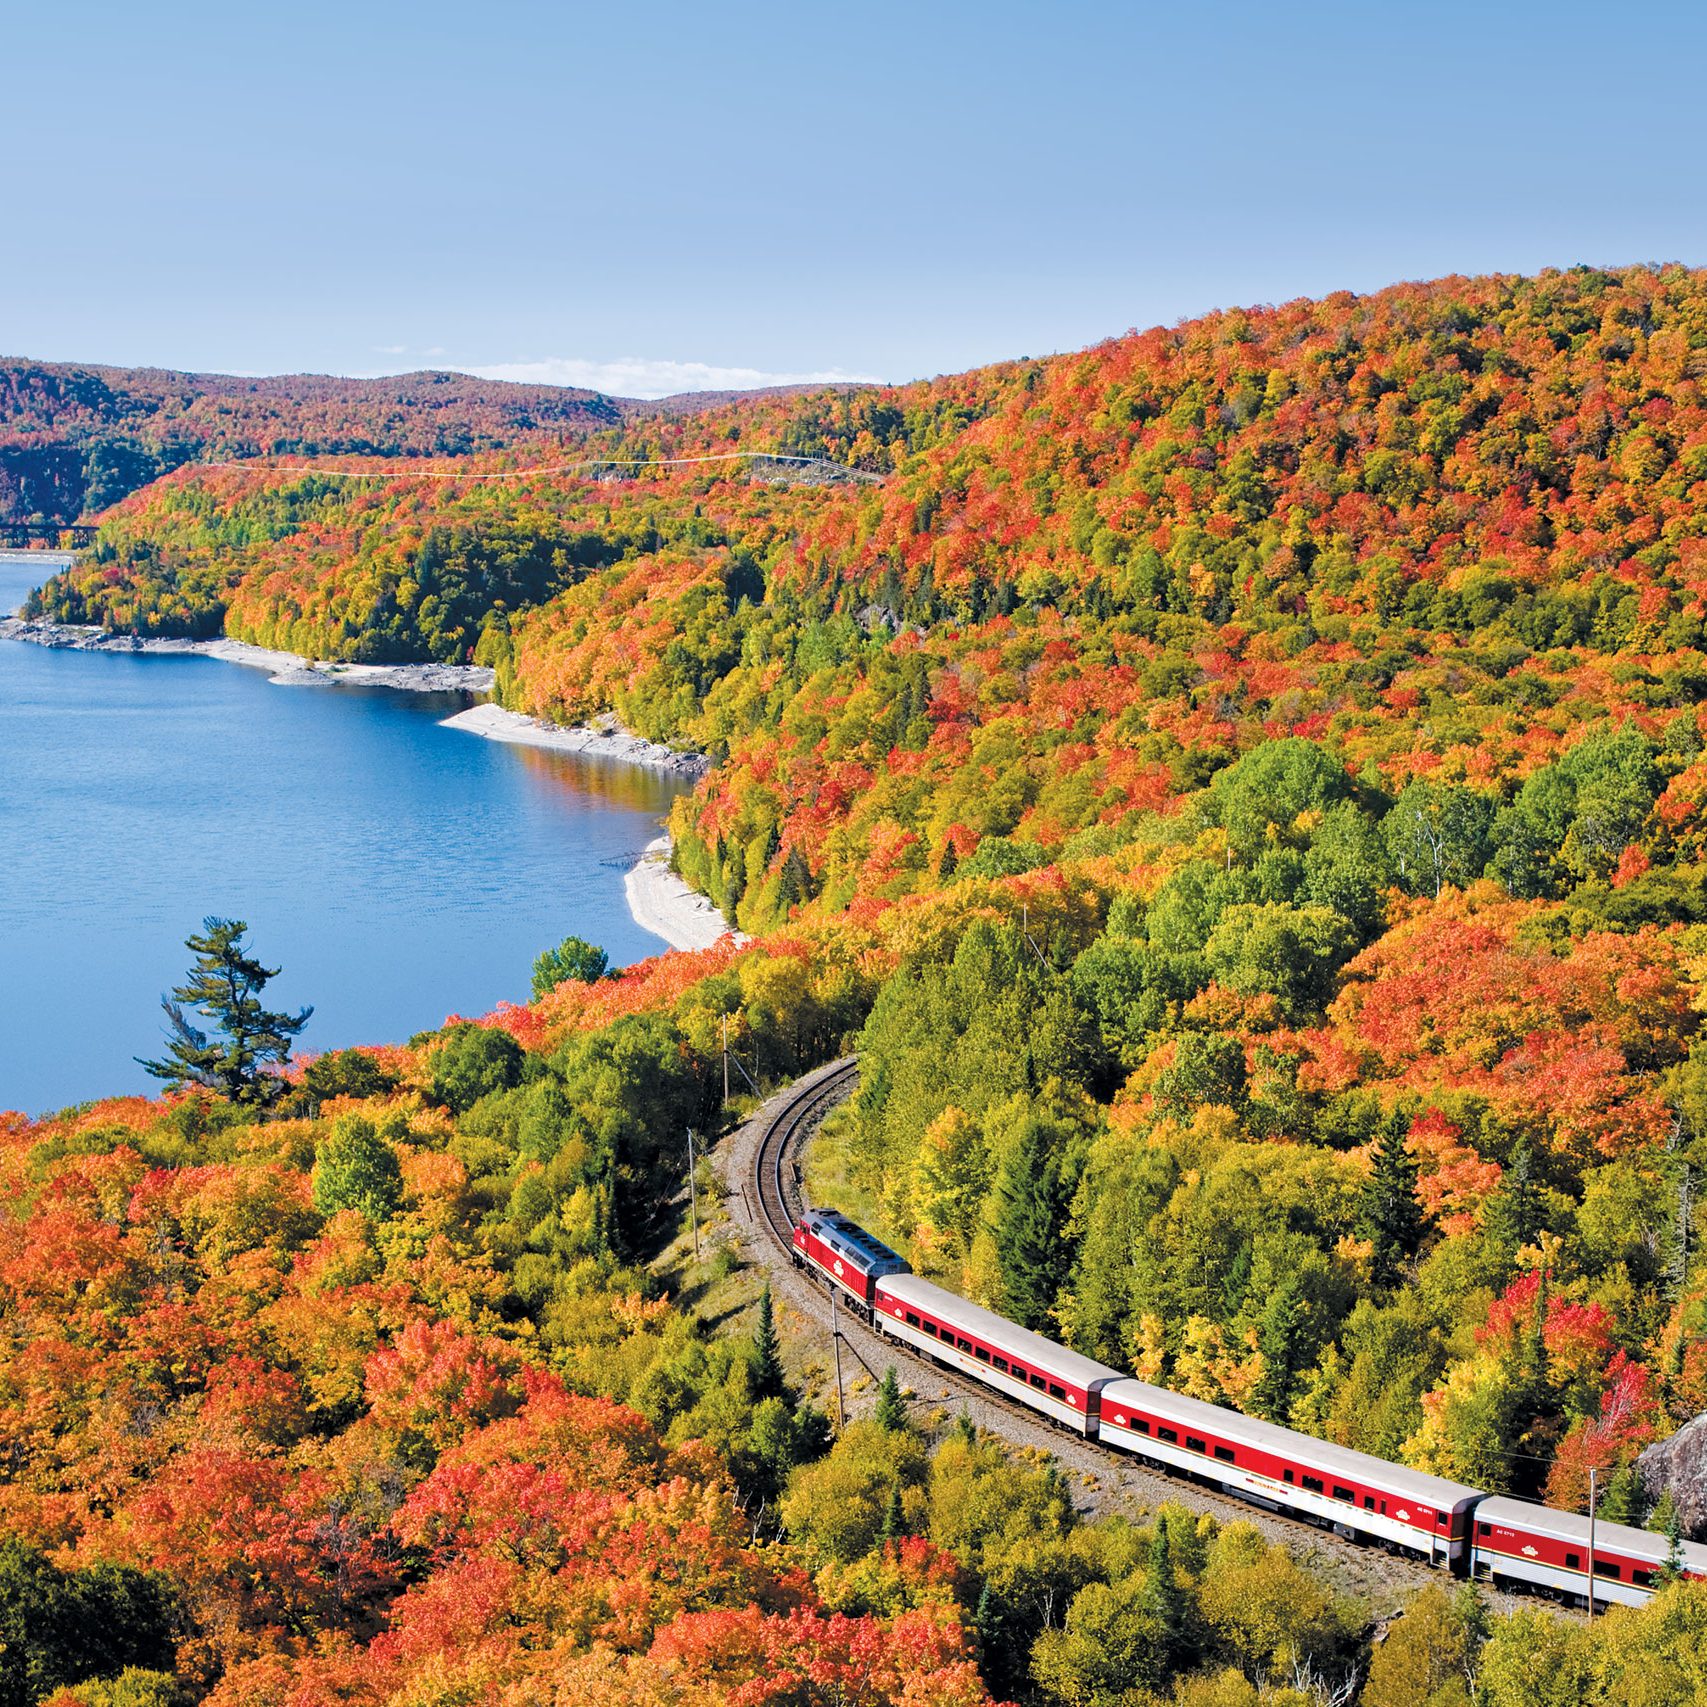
xmin=1638 ymin=1411 xmax=1707 ymax=1540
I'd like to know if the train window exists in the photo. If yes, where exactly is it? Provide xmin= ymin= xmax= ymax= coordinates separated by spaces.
xmin=1133 ymin=1418 xmax=1151 ymax=1435
xmin=1333 ymin=1486 xmax=1353 ymax=1503
xmin=921 ymin=1321 xmax=939 ymax=1338
xmin=1478 ymin=1523 xmax=1490 ymax=1536
xmin=1011 ymin=1366 xmax=1026 ymax=1382
xmin=1363 ymin=1496 xmax=1375 ymax=1511
xmin=1186 ymin=1436 xmax=1207 ymax=1454
xmin=1302 ymin=1475 xmax=1324 ymax=1494
xmin=1634 ymin=1569 xmax=1656 ymax=1588
xmin=1030 ymin=1374 xmax=1046 ymax=1390
xmin=1157 ymin=1426 xmax=1179 ymax=1444
xmin=974 ymin=1346 xmax=991 ymax=1363
xmin=1283 ymin=1470 xmax=1295 ymax=1484
xmin=1565 ymin=1553 xmax=1580 ymax=1570
xmin=1594 ymin=1561 xmax=1620 ymax=1580
xmin=905 ymin=1312 xmax=920 ymax=1327
xmin=1213 ymin=1446 xmax=1235 ymax=1463
xmin=957 ymin=1337 xmax=973 ymax=1352
xmin=1048 ymin=1383 xmax=1066 ymax=1400
xmin=993 ymin=1356 xmax=1009 ymax=1373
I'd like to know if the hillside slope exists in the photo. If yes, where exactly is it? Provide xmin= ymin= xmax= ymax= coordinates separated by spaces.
xmin=21 ymin=260 xmax=1707 ymax=1536
xmin=0 ymin=357 xmax=660 ymax=525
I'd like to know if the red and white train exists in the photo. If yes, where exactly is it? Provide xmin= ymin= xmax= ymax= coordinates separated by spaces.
xmin=792 ymin=1205 xmax=1707 ymax=1604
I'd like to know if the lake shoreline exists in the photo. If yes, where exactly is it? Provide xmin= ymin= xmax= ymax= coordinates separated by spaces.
xmin=624 ymin=834 xmax=747 ymax=953
xmin=440 ymin=706 xmax=725 ymax=953
xmin=0 ymin=616 xmax=494 ymax=694
xmin=2 ymin=611 xmax=728 ymax=958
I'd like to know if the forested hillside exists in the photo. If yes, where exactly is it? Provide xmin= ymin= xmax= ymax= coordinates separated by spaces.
xmin=0 ymin=359 xmax=638 ymax=527
xmin=15 ymin=264 xmax=1707 ymax=1701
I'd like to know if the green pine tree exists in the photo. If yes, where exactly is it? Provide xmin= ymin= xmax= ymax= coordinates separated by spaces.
xmin=1252 ymin=1273 xmax=1306 ymax=1422
xmin=1655 ymin=1493 xmax=1686 ymax=1582
xmin=989 ymin=1117 xmax=1074 ymax=1328
xmin=937 ymin=839 xmax=959 ymax=880
xmin=874 ymin=1366 xmax=907 ymax=1431
xmin=1145 ymin=1511 xmax=1187 ymax=1672
xmin=880 ymin=1481 xmax=905 ymax=1544
xmin=751 ymin=1285 xmax=786 ymax=1399
xmin=777 ymin=846 xmax=814 ymax=913
xmin=1359 ymin=1111 xmax=1423 ymax=1285
xmin=138 ymin=917 xmax=311 ymax=1106
xmin=1484 ymin=1138 xmax=1545 ymax=1260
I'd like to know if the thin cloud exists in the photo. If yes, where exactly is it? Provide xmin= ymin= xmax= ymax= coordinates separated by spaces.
xmin=467 ymin=355 xmax=882 ymax=399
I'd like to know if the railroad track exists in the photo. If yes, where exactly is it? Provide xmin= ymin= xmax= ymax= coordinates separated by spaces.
xmin=740 ymin=1055 xmax=1549 ymax=1617
xmin=751 ymin=1056 xmax=860 ymax=1253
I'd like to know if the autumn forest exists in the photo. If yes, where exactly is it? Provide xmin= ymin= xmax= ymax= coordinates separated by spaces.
xmin=11 ymin=265 xmax=1707 ymax=1704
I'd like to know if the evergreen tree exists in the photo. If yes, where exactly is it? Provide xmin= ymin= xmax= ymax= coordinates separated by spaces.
xmin=989 ymin=1116 xmax=1075 ymax=1328
xmin=1656 ymin=1493 xmax=1687 ymax=1583
xmin=1253 ymin=1272 xmax=1306 ymax=1422
xmin=1484 ymin=1138 xmax=1546 ymax=1260
xmin=956 ymin=1407 xmax=977 ymax=1447
xmin=1359 ymin=1111 xmax=1424 ymax=1285
xmin=874 ymin=1366 xmax=907 ymax=1431
xmin=1596 ymin=1464 xmax=1645 ymax=1524
xmin=138 ymin=917 xmax=311 ymax=1106
xmin=751 ymin=1285 xmax=786 ymax=1399
xmin=937 ymin=839 xmax=959 ymax=880
xmin=1144 ymin=1511 xmax=1187 ymax=1672
xmin=880 ymin=1481 xmax=905 ymax=1544
xmin=777 ymin=846 xmax=814 ymax=913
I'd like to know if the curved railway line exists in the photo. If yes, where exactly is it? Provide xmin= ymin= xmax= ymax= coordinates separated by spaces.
xmin=728 ymin=1055 xmax=1552 ymax=1617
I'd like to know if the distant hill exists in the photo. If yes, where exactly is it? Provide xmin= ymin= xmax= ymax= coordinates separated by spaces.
xmin=0 ymin=358 xmax=859 ymax=525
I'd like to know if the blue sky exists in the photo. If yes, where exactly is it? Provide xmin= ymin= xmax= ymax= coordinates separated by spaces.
xmin=9 ymin=0 xmax=1707 ymax=396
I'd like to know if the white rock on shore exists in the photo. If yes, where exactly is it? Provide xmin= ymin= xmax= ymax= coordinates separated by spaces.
xmin=0 ymin=617 xmax=494 ymax=694
xmin=625 ymin=835 xmax=747 ymax=953
xmin=4 ymin=611 xmax=734 ymax=954
xmin=440 ymin=702 xmax=711 ymax=779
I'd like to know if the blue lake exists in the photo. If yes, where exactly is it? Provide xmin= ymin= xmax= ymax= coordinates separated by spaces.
xmin=0 ymin=555 xmax=690 ymax=1115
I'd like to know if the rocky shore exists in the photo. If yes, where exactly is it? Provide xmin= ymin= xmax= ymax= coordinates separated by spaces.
xmin=624 ymin=834 xmax=746 ymax=952
xmin=439 ymin=702 xmax=711 ymax=779
xmin=0 ymin=617 xmax=495 ymax=694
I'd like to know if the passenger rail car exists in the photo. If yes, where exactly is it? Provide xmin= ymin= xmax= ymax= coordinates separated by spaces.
xmin=791 ymin=1208 xmax=910 ymax=1311
xmin=873 ymin=1273 xmax=1124 ymax=1436
xmin=793 ymin=1208 xmax=1707 ymax=1606
xmin=1098 ymin=1378 xmax=1480 ymax=1565
xmin=1471 ymin=1496 xmax=1707 ymax=1605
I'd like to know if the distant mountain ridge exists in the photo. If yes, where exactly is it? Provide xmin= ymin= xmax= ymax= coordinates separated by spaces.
xmin=0 ymin=355 xmax=856 ymax=524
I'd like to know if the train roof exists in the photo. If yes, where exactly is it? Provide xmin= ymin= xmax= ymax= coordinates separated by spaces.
xmin=1474 ymin=1496 xmax=1707 ymax=1571
xmin=876 ymin=1273 xmax=1126 ymax=1392
xmin=1099 ymin=1377 xmax=1484 ymax=1513
xmin=801 ymin=1209 xmax=908 ymax=1270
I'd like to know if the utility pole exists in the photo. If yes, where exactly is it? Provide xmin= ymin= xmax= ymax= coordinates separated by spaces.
xmin=686 ymin=1128 xmax=700 ymax=1262
xmin=829 ymin=1283 xmax=846 ymax=1427
xmin=722 ymin=1013 xmax=731 ymax=1109
xmin=1587 ymin=1466 xmax=1598 ymax=1619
